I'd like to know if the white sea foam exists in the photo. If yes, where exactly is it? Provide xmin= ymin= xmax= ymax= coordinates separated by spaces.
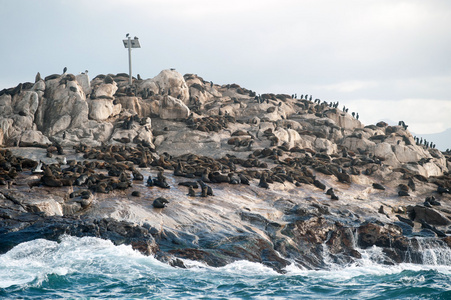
xmin=0 ymin=236 xmax=165 ymax=289
xmin=178 ymin=258 xmax=280 ymax=277
xmin=284 ymin=245 xmax=451 ymax=280
xmin=2 ymin=235 xmax=451 ymax=291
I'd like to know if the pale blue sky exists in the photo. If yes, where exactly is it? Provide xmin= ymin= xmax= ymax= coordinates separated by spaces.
xmin=1 ymin=0 xmax=451 ymax=140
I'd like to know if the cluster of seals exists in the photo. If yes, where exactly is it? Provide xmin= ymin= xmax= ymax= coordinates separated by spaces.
xmin=0 ymin=149 xmax=37 ymax=186
xmin=186 ymin=114 xmax=235 ymax=133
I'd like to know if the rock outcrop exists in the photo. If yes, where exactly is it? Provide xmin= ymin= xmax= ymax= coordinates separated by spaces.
xmin=0 ymin=69 xmax=450 ymax=273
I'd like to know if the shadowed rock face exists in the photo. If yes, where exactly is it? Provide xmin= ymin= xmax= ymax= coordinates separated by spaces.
xmin=0 ymin=69 xmax=451 ymax=272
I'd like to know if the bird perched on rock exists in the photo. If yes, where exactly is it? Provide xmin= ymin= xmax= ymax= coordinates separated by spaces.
xmin=32 ymin=160 xmax=44 ymax=174
xmin=63 ymin=67 xmax=67 ymax=74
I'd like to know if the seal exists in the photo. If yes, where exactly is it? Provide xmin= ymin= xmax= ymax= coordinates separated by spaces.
xmin=398 ymin=190 xmax=410 ymax=197
xmin=238 ymin=173 xmax=250 ymax=185
xmin=313 ymin=179 xmax=326 ymax=190
xmin=372 ymin=183 xmax=385 ymax=190
xmin=188 ymin=185 xmax=196 ymax=197
xmin=145 ymin=175 xmax=154 ymax=186
xmin=153 ymin=197 xmax=169 ymax=208
xmin=258 ymin=174 xmax=269 ymax=189
xmin=198 ymin=180 xmax=213 ymax=196
xmin=131 ymin=191 xmax=141 ymax=197
xmin=132 ymin=168 xmax=144 ymax=181
xmin=153 ymin=170 xmax=170 ymax=188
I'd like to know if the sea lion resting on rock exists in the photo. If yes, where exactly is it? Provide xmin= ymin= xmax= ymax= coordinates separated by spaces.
xmin=153 ymin=197 xmax=169 ymax=208
xmin=198 ymin=180 xmax=213 ymax=196
xmin=153 ymin=171 xmax=170 ymax=188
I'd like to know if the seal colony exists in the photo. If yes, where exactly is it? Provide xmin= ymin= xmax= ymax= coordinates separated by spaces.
xmin=0 ymin=69 xmax=451 ymax=272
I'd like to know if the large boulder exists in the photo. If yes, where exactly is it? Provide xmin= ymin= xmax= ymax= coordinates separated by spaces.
xmin=408 ymin=205 xmax=451 ymax=226
xmin=393 ymin=144 xmax=429 ymax=164
xmin=326 ymin=111 xmax=363 ymax=131
xmin=373 ymin=142 xmax=398 ymax=165
xmin=139 ymin=69 xmax=189 ymax=103
xmin=314 ymin=138 xmax=338 ymax=154
xmin=241 ymin=102 xmax=294 ymax=122
xmin=88 ymin=99 xmax=121 ymax=121
xmin=32 ymin=80 xmax=46 ymax=93
xmin=273 ymin=128 xmax=302 ymax=148
xmin=156 ymin=129 xmax=221 ymax=157
xmin=184 ymin=74 xmax=222 ymax=105
xmin=1 ymin=190 xmax=63 ymax=217
xmin=114 ymin=96 xmax=155 ymax=118
xmin=110 ymin=126 xmax=154 ymax=147
xmin=0 ymin=92 xmax=39 ymax=145
xmin=0 ymin=94 xmax=12 ymax=116
xmin=159 ymin=95 xmax=190 ymax=120
xmin=109 ymin=117 xmax=153 ymax=147
xmin=12 ymin=91 xmax=39 ymax=117
xmin=93 ymin=82 xmax=117 ymax=99
xmin=341 ymin=136 xmax=376 ymax=153
xmin=54 ymin=121 xmax=115 ymax=147
xmin=36 ymin=77 xmax=89 ymax=136
xmin=75 ymin=73 xmax=91 ymax=96
xmin=0 ymin=118 xmax=14 ymax=141
xmin=19 ymin=130 xmax=51 ymax=146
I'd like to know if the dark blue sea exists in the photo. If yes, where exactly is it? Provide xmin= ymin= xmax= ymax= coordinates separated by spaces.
xmin=1 ymin=236 xmax=451 ymax=299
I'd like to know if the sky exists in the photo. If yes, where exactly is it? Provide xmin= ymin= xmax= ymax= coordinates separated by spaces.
xmin=1 ymin=0 xmax=450 ymax=145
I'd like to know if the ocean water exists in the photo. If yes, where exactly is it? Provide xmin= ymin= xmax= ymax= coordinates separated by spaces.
xmin=1 ymin=236 xmax=451 ymax=299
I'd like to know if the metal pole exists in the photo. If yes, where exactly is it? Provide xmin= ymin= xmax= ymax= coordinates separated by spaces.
xmin=128 ymin=36 xmax=132 ymax=85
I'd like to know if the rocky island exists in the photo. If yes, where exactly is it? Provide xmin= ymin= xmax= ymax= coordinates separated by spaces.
xmin=1 ymin=69 xmax=450 ymax=273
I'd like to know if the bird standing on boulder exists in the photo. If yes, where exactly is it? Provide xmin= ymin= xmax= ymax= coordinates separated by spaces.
xmin=63 ymin=67 xmax=67 ymax=74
